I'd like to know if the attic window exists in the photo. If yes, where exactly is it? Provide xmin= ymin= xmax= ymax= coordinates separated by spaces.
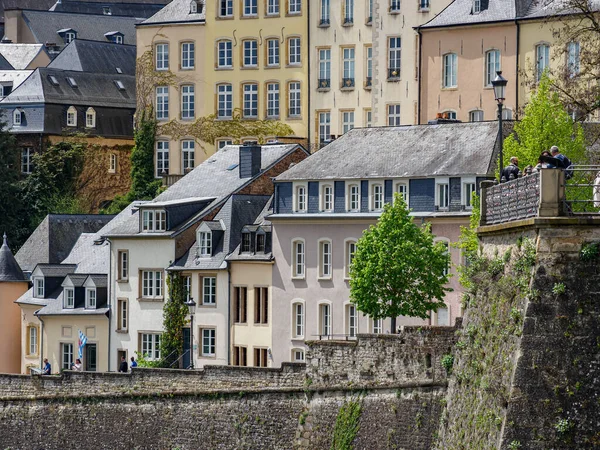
xmin=241 ymin=232 xmax=251 ymax=253
xmin=103 ymin=6 xmax=112 ymax=15
xmin=105 ymin=32 xmax=124 ymax=44
xmin=66 ymin=77 xmax=77 ymax=88
xmin=13 ymin=109 xmax=22 ymax=126
xmin=58 ymin=29 xmax=77 ymax=44
xmin=48 ymin=75 xmax=59 ymax=86
xmin=114 ymin=80 xmax=126 ymax=91
xmin=227 ymin=163 xmax=239 ymax=171
xmin=473 ymin=0 xmax=481 ymax=13
xmin=116 ymin=67 xmax=123 ymax=74
xmin=190 ymin=1 xmax=198 ymax=13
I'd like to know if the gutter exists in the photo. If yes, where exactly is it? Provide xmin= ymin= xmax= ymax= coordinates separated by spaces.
xmin=34 ymin=310 xmax=44 ymax=370
xmin=135 ymin=19 xmax=206 ymax=27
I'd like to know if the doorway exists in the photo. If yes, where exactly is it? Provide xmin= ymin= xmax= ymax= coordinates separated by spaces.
xmin=85 ymin=344 xmax=97 ymax=371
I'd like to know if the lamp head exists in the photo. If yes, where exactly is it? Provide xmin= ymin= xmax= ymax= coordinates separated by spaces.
xmin=492 ymin=71 xmax=508 ymax=103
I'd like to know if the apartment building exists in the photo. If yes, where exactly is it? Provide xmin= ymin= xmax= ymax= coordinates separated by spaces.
xmin=137 ymin=0 xmax=308 ymax=178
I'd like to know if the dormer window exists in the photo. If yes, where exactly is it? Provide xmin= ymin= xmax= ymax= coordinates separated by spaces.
xmin=86 ymin=108 xmax=96 ymax=128
xmin=86 ymin=288 xmax=97 ymax=309
xmin=34 ymin=278 xmax=44 ymax=298
xmin=142 ymin=209 xmax=166 ymax=232
xmin=103 ymin=6 xmax=112 ymax=15
xmin=64 ymin=287 xmax=75 ymax=309
xmin=294 ymin=184 xmax=307 ymax=212
xmin=256 ymin=231 xmax=266 ymax=253
xmin=67 ymin=106 xmax=77 ymax=127
xmin=190 ymin=0 xmax=202 ymax=13
xmin=105 ymin=32 xmax=124 ymax=44
xmin=58 ymin=29 xmax=77 ymax=44
xmin=13 ymin=109 xmax=22 ymax=126
xmin=199 ymin=231 xmax=212 ymax=256
xmin=241 ymin=232 xmax=251 ymax=253
xmin=473 ymin=0 xmax=481 ymax=13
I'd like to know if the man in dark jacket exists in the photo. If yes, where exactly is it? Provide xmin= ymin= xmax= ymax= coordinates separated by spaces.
xmin=551 ymin=145 xmax=573 ymax=179
xmin=118 ymin=356 xmax=128 ymax=373
xmin=501 ymin=157 xmax=521 ymax=182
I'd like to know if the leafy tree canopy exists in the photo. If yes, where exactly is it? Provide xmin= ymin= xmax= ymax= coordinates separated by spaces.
xmin=349 ymin=194 xmax=451 ymax=321
xmin=503 ymin=73 xmax=587 ymax=168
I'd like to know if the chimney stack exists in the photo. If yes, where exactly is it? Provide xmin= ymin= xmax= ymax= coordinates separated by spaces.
xmin=239 ymin=142 xmax=262 ymax=178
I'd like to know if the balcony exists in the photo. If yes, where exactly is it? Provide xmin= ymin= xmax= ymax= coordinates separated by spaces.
xmin=388 ymin=68 xmax=401 ymax=80
xmin=365 ymin=77 xmax=372 ymax=88
xmin=317 ymin=78 xmax=331 ymax=90
xmin=161 ymin=174 xmax=184 ymax=187
xmin=341 ymin=78 xmax=355 ymax=89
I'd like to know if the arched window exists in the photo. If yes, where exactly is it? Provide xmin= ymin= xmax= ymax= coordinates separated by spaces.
xmin=442 ymin=53 xmax=457 ymax=88
xmin=291 ymin=238 xmax=305 ymax=278
xmin=67 ymin=106 xmax=77 ymax=126
xmin=344 ymin=239 xmax=357 ymax=279
xmin=469 ymin=110 xmax=484 ymax=122
xmin=318 ymin=238 xmax=332 ymax=279
xmin=13 ymin=109 xmax=21 ymax=126
xmin=485 ymin=49 xmax=501 ymax=86
xmin=318 ymin=301 xmax=332 ymax=337
xmin=292 ymin=300 xmax=304 ymax=338
xmin=86 ymin=107 xmax=96 ymax=128
xmin=345 ymin=303 xmax=357 ymax=337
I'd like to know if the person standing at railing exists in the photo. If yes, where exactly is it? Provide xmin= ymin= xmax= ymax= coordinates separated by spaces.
xmin=501 ymin=156 xmax=521 ymax=182
xmin=534 ymin=151 xmax=555 ymax=173
xmin=551 ymin=146 xmax=573 ymax=179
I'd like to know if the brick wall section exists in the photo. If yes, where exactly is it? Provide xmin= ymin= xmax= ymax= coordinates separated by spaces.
xmin=307 ymin=328 xmax=459 ymax=390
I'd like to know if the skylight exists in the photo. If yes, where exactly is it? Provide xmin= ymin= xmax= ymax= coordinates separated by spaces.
xmin=66 ymin=77 xmax=77 ymax=88
xmin=227 ymin=163 xmax=239 ymax=171
xmin=116 ymin=67 xmax=123 ymax=74
xmin=114 ymin=80 xmax=125 ymax=91
xmin=48 ymin=75 xmax=59 ymax=86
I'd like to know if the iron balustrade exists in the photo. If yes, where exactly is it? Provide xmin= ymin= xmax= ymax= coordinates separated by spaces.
xmin=388 ymin=68 xmax=401 ymax=79
xmin=483 ymin=173 xmax=540 ymax=225
xmin=318 ymin=78 xmax=331 ymax=89
xmin=341 ymin=77 xmax=355 ymax=88
xmin=365 ymin=76 xmax=372 ymax=87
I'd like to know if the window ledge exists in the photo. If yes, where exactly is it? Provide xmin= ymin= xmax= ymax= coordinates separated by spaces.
xmin=317 ymin=87 xmax=331 ymax=93
xmin=198 ymin=304 xmax=217 ymax=308
xmin=317 ymin=23 xmax=330 ymax=28
xmin=291 ymin=276 xmax=305 ymax=281
xmin=137 ymin=297 xmax=164 ymax=302
xmin=286 ymin=64 xmax=302 ymax=68
xmin=441 ymin=87 xmax=458 ymax=91
xmin=234 ymin=322 xmax=248 ymax=326
xmin=340 ymin=87 xmax=355 ymax=92
xmin=363 ymin=85 xmax=372 ymax=91
xmin=387 ymin=77 xmax=401 ymax=82
xmin=266 ymin=115 xmax=280 ymax=120
xmin=291 ymin=336 xmax=305 ymax=341
xmin=116 ymin=279 xmax=129 ymax=283
xmin=389 ymin=10 xmax=401 ymax=14
xmin=265 ymin=14 xmax=280 ymax=18
xmin=115 ymin=330 xmax=128 ymax=334
xmin=287 ymin=116 xmax=303 ymax=121
xmin=265 ymin=65 xmax=280 ymax=69
xmin=215 ymin=67 xmax=234 ymax=71
xmin=217 ymin=16 xmax=234 ymax=20
xmin=342 ymin=22 xmax=354 ymax=27
xmin=180 ymin=67 xmax=195 ymax=71
xmin=253 ymin=323 xmax=269 ymax=327
xmin=241 ymin=15 xmax=258 ymax=19
xmin=317 ymin=276 xmax=333 ymax=281
xmin=419 ymin=8 xmax=430 ymax=12
xmin=241 ymin=66 xmax=259 ymax=70
xmin=199 ymin=355 xmax=217 ymax=359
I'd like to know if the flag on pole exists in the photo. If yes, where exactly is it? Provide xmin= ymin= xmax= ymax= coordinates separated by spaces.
xmin=78 ymin=330 xmax=87 ymax=359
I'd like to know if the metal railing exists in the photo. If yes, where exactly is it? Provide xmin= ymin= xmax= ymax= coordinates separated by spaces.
xmin=317 ymin=78 xmax=331 ymax=89
xmin=341 ymin=77 xmax=355 ymax=88
xmin=312 ymin=333 xmax=358 ymax=341
xmin=388 ymin=68 xmax=400 ymax=79
xmin=482 ymin=172 xmax=540 ymax=225
xmin=562 ymin=166 xmax=600 ymax=214
xmin=365 ymin=76 xmax=372 ymax=87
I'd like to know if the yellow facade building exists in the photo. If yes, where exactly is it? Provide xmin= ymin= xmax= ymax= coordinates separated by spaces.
xmin=137 ymin=0 xmax=308 ymax=178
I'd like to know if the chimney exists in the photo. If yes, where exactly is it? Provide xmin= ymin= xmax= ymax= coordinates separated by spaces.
xmin=239 ymin=142 xmax=262 ymax=178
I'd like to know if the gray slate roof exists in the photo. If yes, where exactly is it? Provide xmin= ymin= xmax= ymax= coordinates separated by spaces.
xmin=226 ymin=196 xmax=274 ymax=262
xmin=1 ymin=67 xmax=136 ymax=108
xmin=171 ymin=194 xmax=270 ymax=270
xmin=64 ymin=273 xmax=88 ymax=287
xmin=20 ymin=9 xmax=142 ymax=47
xmin=50 ymin=0 xmax=168 ymax=18
xmin=141 ymin=0 xmax=205 ymax=25
xmin=0 ymin=52 xmax=12 ymax=69
xmin=15 ymin=214 xmax=114 ymax=273
xmin=0 ymin=71 xmax=32 ymax=92
xmin=275 ymin=122 xmax=500 ymax=181
xmin=0 ymin=233 xmax=26 ymax=281
xmin=0 ymin=44 xmax=46 ymax=70
xmin=420 ymin=0 xmax=516 ymax=28
xmin=36 ymin=263 xmax=76 ymax=278
xmin=106 ymin=144 xmax=303 ymax=237
xmin=47 ymin=39 xmax=136 ymax=75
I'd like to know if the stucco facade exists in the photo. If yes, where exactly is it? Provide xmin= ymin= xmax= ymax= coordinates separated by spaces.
xmin=20 ymin=304 xmax=42 ymax=374
xmin=419 ymin=23 xmax=518 ymax=124
xmin=0 ymin=281 xmax=28 ymax=373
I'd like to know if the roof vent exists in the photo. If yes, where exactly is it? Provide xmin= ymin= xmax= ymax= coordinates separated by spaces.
xmin=114 ymin=80 xmax=125 ymax=91
xmin=66 ymin=77 xmax=77 ymax=88
xmin=48 ymin=75 xmax=59 ymax=86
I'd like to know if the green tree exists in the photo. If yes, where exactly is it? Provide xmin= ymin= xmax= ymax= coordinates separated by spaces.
xmin=160 ymin=272 xmax=189 ymax=368
xmin=453 ymin=194 xmax=480 ymax=290
xmin=349 ymin=194 xmax=451 ymax=331
xmin=503 ymin=73 xmax=587 ymax=168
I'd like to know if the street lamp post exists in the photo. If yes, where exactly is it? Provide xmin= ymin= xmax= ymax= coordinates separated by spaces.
xmin=492 ymin=71 xmax=508 ymax=178
xmin=185 ymin=298 xmax=196 ymax=369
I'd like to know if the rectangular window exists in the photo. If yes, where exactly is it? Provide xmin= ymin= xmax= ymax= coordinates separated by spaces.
xmin=365 ymin=109 xmax=372 ymax=127
xmin=234 ymin=286 xmax=247 ymax=323
xmin=21 ymin=147 xmax=33 ymax=174
xmin=371 ymin=183 xmax=383 ymax=211
xmin=288 ymin=0 xmax=301 ymax=14
xmin=244 ymin=0 xmax=258 ymax=16
xmin=267 ymin=0 xmax=279 ymax=15
xmin=567 ymin=41 xmax=580 ymax=77
xmin=388 ymin=104 xmax=401 ymax=126
xmin=266 ymin=82 xmax=280 ymax=118
xmin=254 ymin=348 xmax=268 ymax=367
xmin=182 ymin=140 xmax=195 ymax=172
xmin=254 ymin=287 xmax=268 ymax=324
xmin=443 ymin=53 xmax=458 ymax=88
xmin=288 ymin=37 xmax=301 ymax=65
xmin=233 ymin=346 xmax=247 ymax=366
xmin=344 ymin=0 xmax=354 ymax=23
xmin=35 ymin=278 xmax=44 ymax=298
xmin=256 ymin=233 xmax=266 ymax=252
xmin=293 ymin=303 xmax=304 ymax=337
xmin=390 ymin=0 xmax=401 ymax=12
xmin=64 ymin=287 xmax=74 ymax=309
xmin=67 ymin=108 xmax=77 ymax=127
xmin=141 ymin=333 xmax=161 ymax=360
xmin=396 ymin=182 xmax=408 ymax=204
xmin=181 ymin=85 xmax=195 ymax=119
xmin=437 ymin=306 xmax=450 ymax=326
xmin=243 ymin=40 xmax=258 ymax=67
xmin=372 ymin=318 xmax=382 ymax=334
xmin=388 ymin=37 xmax=401 ymax=78
xmin=217 ymin=139 xmax=233 ymax=150
xmin=86 ymin=109 xmax=95 ymax=128
xmin=293 ymin=240 xmax=305 ymax=278
xmin=366 ymin=46 xmax=373 ymax=86
xmin=29 ymin=326 xmax=38 ymax=355
xmin=345 ymin=240 xmax=357 ymax=278
xmin=267 ymin=39 xmax=280 ymax=67
xmin=243 ymin=84 xmax=258 ymax=118
xmin=295 ymin=185 xmax=307 ymax=212
xmin=288 ymin=81 xmax=301 ymax=117
xmin=293 ymin=348 xmax=305 ymax=361
xmin=318 ymin=49 xmax=331 ymax=88
xmin=181 ymin=42 xmax=195 ymax=69
xmin=155 ymin=43 xmax=169 ymax=70
xmin=117 ymin=299 xmax=128 ymax=331
xmin=318 ymin=111 xmax=331 ymax=145
xmin=485 ymin=50 xmax=501 ymax=86
xmin=320 ymin=0 xmax=330 ymax=24
xmin=217 ymin=84 xmax=233 ymax=118
xmin=61 ymin=343 xmax=74 ymax=370
xmin=319 ymin=240 xmax=332 ymax=278
xmin=368 ymin=0 xmax=373 ymax=21
xmin=437 ymin=182 xmax=449 ymax=209
xmin=321 ymin=184 xmax=333 ymax=212
xmin=109 ymin=153 xmax=117 ymax=173
xmin=464 ymin=181 xmax=476 ymax=208
xmin=242 ymin=232 xmax=251 ymax=252
xmin=342 ymin=47 xmax=355 ymax=86
xmin=219 ymin=0 xmax=233 ymax=16
xmin=118 ymin=250 xmax=128 ymax=280
xmin=342 ymin=110 xmax=354 ymax=135
xmin=142 ymin=209 xmax=166 ymax=232
xmin=319 ymin=304 xmax=331 ymax=336
xmin=183 ymin=275 xmax=191 ymax=302
xmin=141 ymin=270 xmax=163 ymax=298
xmin=347 ymin=304 xmax=357 ymax=337
xmin=86 ymin=288 xmax=96 ymax=309
xmin=202 ymin=276 xmax=216 ymax=305
xmin=348 ymin=184 xmax=360 ymax=211
xmin=199 ymin=231 xmax=212 ymax=256
xmin=218 ymin=40 xmax=233 ymax=68
xmin=156 ymin=86 xmax=169 ymax=120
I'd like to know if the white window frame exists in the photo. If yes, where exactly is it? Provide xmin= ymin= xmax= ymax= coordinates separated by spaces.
xmin=344 ymin=238 xmax=357 ymax=279
xmin=318 ymin=111 xmax=331 ymax=145
xmin=266 ymin=82 xmax=280 ymax=118
xmin=434 ymin=238 xmax=451 ymax=277
xmin=219 ymin=0 xmax=233 ymax=17
xmin=217 ymin=40 xmax=233 ymax=68
xmin=156 ymin=86 xmax=169 ymax=120
xmin=29 ymin=326 xmax=38 ymax=356
xmin=67 ymin=106 xmax=77 ymax=127
xmin=64 ymin=287 xmax=75 ymax=309
xmin=288 ymin=81 xmax=301 ymax=117
xmin=201 ymin=328 xmax=216 ymax=357
xmin=502 ymin=108 xmax=513 ymax=120
xmin=443 ymin=110 xmax=457 ymax=120
xmin=318 ymin=238 xmax=332 ymax=280
xmin=346 ymin=304 xmax=358 ymax=337
xmin=536 ymin=43 xmax=550 ymax=82
xmin=473 ymin=0 xmax=481 ymax=13
xmin=202 ymin=276 xmax=217 ymax=305
xmin=141 ymin=333 xmax=161 ymax=360
xmin=342 ymin=47 xmax=355 ymax=82
xmin=395 ymin=181 xmax=409 ymax=205
xmin=370 ymin=181 xmax=384 ymax=211
xmin=321 ymin=183 xmax=334 ymax=212
xmin=118 ymin=250 xmax=128 ymax=281
xmin=319 ymin=302 xmax=332 ymax=336
xmin=292 ymin=348 xmax=305 ymax=361
xmin=243 ymin=40 xmax=258 ymax=67
xmin=292 ymin=300 xmax=305 ymax=338
xmin=13 ymin=109 xmax=21 ymax=126
xmin=387 ymin=104 xmax=401 ymax=126
xmin=567 ymin=41 xmax=580 ymax=77
xmin=267 ymin=0 xmax=280 ymax=15
xmin=242 ymin=83 xmax=258 ymax=118
xmin=181 ymin=42 xmax=195 ymax=69
xmin=61 ymin=343 xmax=74 ymax=369
xmin=341 ymin=110 xmax=354 ymax=135
xmin=320 ymin=0 xmax=330 ymax=24
xmin=462 ymin=177 xmax=476 ymax=209
xmin=344 ymin=0 xmax=354 ymax=23
xmin=291 ymin=238 xmax=305 ymax=279
xmin=155 ymin=43 xmax=169 ymax=71
xmin=118 ymin=299 xmax=128 ymax=331
xmin=109 ymin=153 xmax=117 ymax=173
xmin=388 ymin=37 xmax=401 ymax=75
xmin=86 ymin=288 xmax=97 ymax=309
xmin=21 ymin=147 xmax=33 ymax=174
xmin=243 ymin=0 xmax=258 ymax=16
xmin=34 ymin=277 xmax=44 ymax=298
xmin=156 ymin=141 xmax=169 ymax=177
xmin=182 ymin=140 xmax=195 ymax=172
xmin=199 ymin=231 xmax=212 ymax=257
xmin=435 ymin=178 xmax=450 ymax=210
xmin=85 ymin=107 xmax=96 ymax=128
xmin=372 ymin=318 xmax=383 ymax=334
xmin=267 ymin=39 xmax=280 ymax=67
xmin=347 ymin=183 xmax=361 ymax=212
xmin=142 ymin=209 xmax=166 ymax=232
xmin=217 ymin=139 xmax=233 ymax=149
xmin=485 ymin=49 xmax=501 ymax=86
xmin=217 ymin=84 xmax=233 ymax=119
xmin=288 ymin=37 xmax=301 ymax=66
xmin=294 ymin=183 xmax=307 ymax=212
xmin=443 ymin=53 xmax=458 ymax=88
xmin=288 ymin=0 xmax=301 ymax=14
xmin=181 ymin=84 xmax=195 ymax=119
xmin=141 ymin=270 xmax=163 ymax=299
xmin=469 ymin=110 xmax=484 ymax=122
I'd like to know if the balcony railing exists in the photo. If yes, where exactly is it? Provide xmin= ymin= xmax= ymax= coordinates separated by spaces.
xmin=162 ymin=174 xmax=184 ymax=187
xmin=318 ymin=78 xmax=331 ymax=89
xmin=481 ymin=172 xmax=540 ymax=225
xmin=341 ymin=78 xmax=355 ymax=88
xmin=388 ymin=68 xmax=401 ymax=79
xmin=365 ymin=76 xmax=372 ymax=87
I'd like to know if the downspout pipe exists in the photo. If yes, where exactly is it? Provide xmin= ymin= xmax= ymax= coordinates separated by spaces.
xmin=417 ymin=28 xmax=423 ymax=125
